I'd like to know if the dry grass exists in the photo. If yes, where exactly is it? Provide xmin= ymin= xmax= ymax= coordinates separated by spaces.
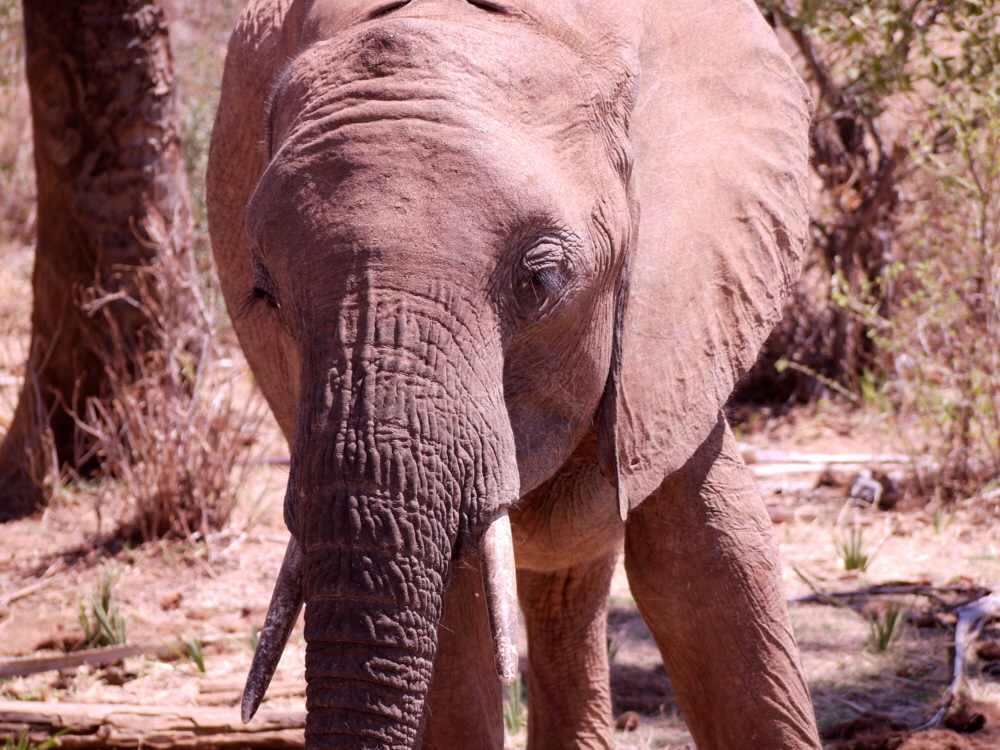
xmin=65 ymin=207 xmax=264 ymax=542
xmin=870 ymin=87 xmax=1000 ymax=502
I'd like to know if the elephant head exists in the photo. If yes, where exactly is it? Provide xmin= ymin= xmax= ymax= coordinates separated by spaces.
xmin=206 ymin=0 xmax=810 ymax=747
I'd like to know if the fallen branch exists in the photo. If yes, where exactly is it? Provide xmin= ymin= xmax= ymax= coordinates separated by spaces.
xmin=0 ymin=561 xmax=66 ymax=610
xmin=0 ymin=639 xmax=219 ymax=679
xmin=197 ymin=681 xmax=304 ymax=707
xmin=739 ymin=444 xmax=911 ymax=465
xmin=948 ymin=591 xmax=1000 ymax=700
xmin=0 ymin=577 xmax=58 ymax=609
xmin=789 ymin=582 xmax=991 ymax=610
xmin=0 ymin=700 xmax=304 ymax=749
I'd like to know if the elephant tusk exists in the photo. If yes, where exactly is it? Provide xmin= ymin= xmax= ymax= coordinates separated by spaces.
xmin=242 ymin=536 xmax=304 ymax=723
xmin=480 ymin=511 xmax=519 ymax=685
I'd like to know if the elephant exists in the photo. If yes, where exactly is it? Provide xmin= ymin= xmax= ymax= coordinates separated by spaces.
xmin=205 ymin=0 xmax=821 ymax=748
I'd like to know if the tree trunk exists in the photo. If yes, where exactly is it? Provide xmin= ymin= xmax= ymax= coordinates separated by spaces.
xmin=0 ymin=0 xmax=191 ymax=520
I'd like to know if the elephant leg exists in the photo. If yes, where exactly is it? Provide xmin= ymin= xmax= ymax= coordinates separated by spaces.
xmin=517 ymin=551 xmax=618 ymax=750
xmin=421 ymin=557 xmax=503 ymax=750
xmin=623 ymin=417 xmax=820 ymax=750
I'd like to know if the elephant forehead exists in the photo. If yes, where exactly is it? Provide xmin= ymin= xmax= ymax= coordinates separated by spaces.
xmin=269 ymin=13 xmax=634 ymax=181
xmin=247 ymin=11 xmax=637 ymax=277
xmin=248 ymin=120 xmax=569 ymax=273
xmin=253 ymin=55 xmax=608 ymax=253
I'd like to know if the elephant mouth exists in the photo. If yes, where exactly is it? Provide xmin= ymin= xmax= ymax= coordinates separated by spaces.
xmin=239 ymin=510 xmax=518 ymax=724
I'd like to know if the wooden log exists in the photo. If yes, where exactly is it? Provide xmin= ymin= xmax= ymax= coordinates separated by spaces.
xmin=0 ymin=635 xmax=232 ymax=680
xmin=196 ymin=682 xmax=305 ymax=707
xmin=0 ymin=700 xmax=305 ymax=749
xmin=0 ymin=639 xmax=219 ymax=679
xmin=737 ymin=444 xmax=911 ymax=465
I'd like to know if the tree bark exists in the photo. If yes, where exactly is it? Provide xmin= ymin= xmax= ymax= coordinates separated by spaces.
xmin=0 ymin=0 xmax=191 ymax=520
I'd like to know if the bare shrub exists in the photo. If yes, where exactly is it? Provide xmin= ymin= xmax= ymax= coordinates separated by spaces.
xmin=748 ymin=1 xmax=1000 ymax=400
xmin=853 ymin=85 xmax=1000 ymax=499
xmin=745 ymin=2 xmax=1000 ymax=502
xmin=71 ymin=207 xmax=262 ymax=542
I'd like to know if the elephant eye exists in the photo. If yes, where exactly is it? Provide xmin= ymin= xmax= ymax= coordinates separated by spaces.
xmin=250 ymin=285 xmax=279 ymax=310
xmin=516 ymin=268 xmax=558 ymax=304
xmin=240 ymin=263 xmax=281 ymax=317
xmin=466 ymin=0 xmax=508 ymax=12
xmin=514 ymin=244 xmax=568 ymax=318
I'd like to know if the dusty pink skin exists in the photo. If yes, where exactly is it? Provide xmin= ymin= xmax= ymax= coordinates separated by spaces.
xmin=208 ymin=1 xmax=822 ymax=748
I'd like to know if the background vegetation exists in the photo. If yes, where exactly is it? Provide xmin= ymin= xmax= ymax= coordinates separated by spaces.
xmin=746 ymin=0 xmax=1000 ymax=501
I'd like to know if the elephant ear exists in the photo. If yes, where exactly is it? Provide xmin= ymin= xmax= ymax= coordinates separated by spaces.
xmin=598 ymin=0 xmax=812 ymax=518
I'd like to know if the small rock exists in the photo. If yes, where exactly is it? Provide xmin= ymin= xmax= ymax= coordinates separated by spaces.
xmin=945 ymin=704 xmax=985 ymax=733
xmin=979 ymin=639 xmax=1000 ymax=661
xmin=908 ymin=612 xmax=938 ymax=629
xmin=51 ymin=668 xmax=77 ymax=690
xmin=816 ymin=467 xmax=846 ymax=488
xmin=161 ymin=592 xmax=183 ymax=611
xmin=102 ymin=664 xmax=137 ymax=686
xmin=614 ymin=711 xmax=641 ymax=732
xmin=768 ymin=508 xmax=794 ymax=524
xmin=850 ymin=469 xmax=883 ymax=506
xmin=213 ymin=616 xmax=246 ymax=633
xmin=185 ymin=608 xmax=213 ymax=621
xmin=944 ymin=694 xmax=986 ymax=733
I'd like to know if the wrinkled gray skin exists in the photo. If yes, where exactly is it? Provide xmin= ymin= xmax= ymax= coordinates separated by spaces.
xmin=206 ymin=1 xmax=822 ymax=748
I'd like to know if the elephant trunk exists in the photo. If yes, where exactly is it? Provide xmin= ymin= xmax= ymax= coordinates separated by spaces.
xmin=302 ymin=527 xmax=445 ymax=749
xmin=244 ymin=289 xmax=520 ymax=747
xmin=243 ymin=511 xmax=517 ymax=745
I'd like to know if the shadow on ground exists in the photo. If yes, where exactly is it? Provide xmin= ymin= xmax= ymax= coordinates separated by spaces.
xmin=606 ymin=604 xmax=1000 ymax=749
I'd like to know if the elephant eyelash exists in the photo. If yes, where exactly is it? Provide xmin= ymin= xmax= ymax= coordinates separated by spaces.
xmin=240 ymin=259 xmax=281 ymax=318
xmin=239 ymin=286 xmax=280 ymax=319
xmin=369 ymin=1 xmax=410 ymax=19
xmin=527 ymin=266 xmax=564 ymax=294
xmin=466 ymin=0 xmax=507 ymax=12
xmin=514 ymin=264 xmax=566 ymax=319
